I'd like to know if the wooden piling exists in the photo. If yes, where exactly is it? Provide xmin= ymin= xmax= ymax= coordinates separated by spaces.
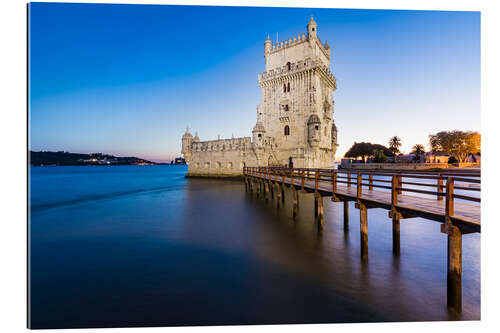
xmin=276 ymin=184 xmax=281 ymax=208
xmin=359 ymin=202 xmax=368 ymax=260
xmin=392 ymin=216 xmax=400 ymax=255
xmin=292 ymin=187 xmax=299 ymax=219
xmin=344 ymin=201 xmax=349 ymax=231
xmin=316 ymin=194 xmax=324 ymax=230
xmin=444 ymin=177 xmax=462 ymax=312
xmin=447 ymin=225 xmax=462 ymax=312
xmin=314 ymin=195 xmax=318 ymax=217
xmin=264 ymin=180 xmax=269 ymax=202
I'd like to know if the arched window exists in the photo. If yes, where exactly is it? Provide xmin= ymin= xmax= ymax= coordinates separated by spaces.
xmin=284 ymin=104 xmax=289 ymax=111
xmin=284 ymin=125 xmax=290 ymax=136
xmin=286 ymin=62 xmax=291 ymax=71
xmin=287 ymin=82 xmax=290 ymax=92
xmin=283 ymin=84 xmax=286 ymax=93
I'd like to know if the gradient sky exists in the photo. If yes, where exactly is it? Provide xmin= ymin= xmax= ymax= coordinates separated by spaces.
xmin=28 ymin=3 xmax=480 ymax=162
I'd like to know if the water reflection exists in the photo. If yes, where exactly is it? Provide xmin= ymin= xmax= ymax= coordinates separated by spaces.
xmin=29 ymin=168 xmax=479 ymax=329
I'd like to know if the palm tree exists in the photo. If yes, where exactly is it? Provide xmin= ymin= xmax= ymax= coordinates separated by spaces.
xmin=388 ymin=136 xmax=402 ymax=155
xmin=411 ymin=144 xmax=425 ymax=162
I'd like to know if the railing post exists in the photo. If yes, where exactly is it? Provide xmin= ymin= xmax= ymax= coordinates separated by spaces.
xmin=446 ymin=177 xmax=454 ymax=218
xmin=347 ymin=172 xmax=351 ymax=188
xmin=315 ymin=170 xmax=320 ymax=193
xmin=397 ymin=175 xmax=403 ymax=195
xmin=392 ymin=175 xmax=398 ymax=206
xmin=357 ymin=172 xmax=362 ymax=198
xmin=332 ymin=170 xmax=337 ymax=193
xmin=301 ymin=170 xmax=305 ymax=192
xmin=369 ymin=172 xmax=373 ymax=191
xmin=281 ymin=170 xmax=285 ymax=203
xmin=437 ymin=174 xmax=444 ymax=201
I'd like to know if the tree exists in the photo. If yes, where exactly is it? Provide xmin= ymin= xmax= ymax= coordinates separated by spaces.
xmin=428 ymin=130 xmax=481 ymax=163
xmin=411 ymin=144 xmax=425 ymax=162
xmin=345 ymin=142 xmax=392 ymax=163
xmin=372 ymin=149 xmax=389 ymax=163
xmin=388 ymin=136 xmax=402 ymax=155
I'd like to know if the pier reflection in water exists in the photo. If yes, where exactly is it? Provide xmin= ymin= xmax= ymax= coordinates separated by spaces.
xmin=182 ymin=178 xmax=479 ymax=322
xmin=29 ymin=168 xmax=479 ymax=329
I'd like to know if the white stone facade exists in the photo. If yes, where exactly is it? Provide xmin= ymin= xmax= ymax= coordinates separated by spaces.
xmin=181 ymin=17 xmax=338 ymax=177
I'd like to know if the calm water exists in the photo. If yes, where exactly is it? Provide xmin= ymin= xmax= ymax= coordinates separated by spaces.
xmin=28 ymin=165 xmax=480 ymax=328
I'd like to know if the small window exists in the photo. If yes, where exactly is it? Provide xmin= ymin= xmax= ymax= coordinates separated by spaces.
xmin=312 ymin=28 xmax=315 ymax=32
xmin=258 ymin=134 xmax=262 ymax=138
xmin=283 ymin=84 xmax=286 ymax=93
xmin=284 ymin=104 xmax=289 ymax=111
xmin=287 ymin=82 xmax=290 ymax=92
xmin=284 ymin=125 xmax=290 ymax=136
xmin=315 ymin=125 xmax=319 ymax=131
xmin=286 ymin=62 xmax=291 ymax=71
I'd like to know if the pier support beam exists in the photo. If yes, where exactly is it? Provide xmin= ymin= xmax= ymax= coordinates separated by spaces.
xmin=292 ymin=187 xmax=299 ymax=219
xmin=276 ymin=184 xmax=281 ymax=208
xmin=392 ymin=216 xmax=400 ymax=255
xmin=446 ymin=225 xmax=463 ymax=313
xmin=359 ymin=202 xmax=368 ymax=261
xmin=316 ymin=194 xmax=324 ymax=231
xmin=281 ymin=185 xmax=285 ymax=204
xmin=314 ymin=195 xmax=318 ymax=217
xmin=343 ymin=201 xmax=349 ymax=231
xmin=264 ymin=181 xmax=269 ymax=202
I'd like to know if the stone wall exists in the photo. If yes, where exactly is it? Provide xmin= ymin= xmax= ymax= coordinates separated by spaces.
xmin=186 ymin=137 xmax=257 ymax=177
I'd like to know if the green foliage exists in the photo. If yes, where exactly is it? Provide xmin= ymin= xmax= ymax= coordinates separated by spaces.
xmin=411 ymin=144 xmax=425 ymax=161
xmin=345 ymin=142 xmax=392 ymax=162
xmin=388 ymin=136 xmax=402 ymax=155
xmin=372 ymin=149 xmax=389 ymax=163
xmin=429 ymin=130 xmax=481 ymax=163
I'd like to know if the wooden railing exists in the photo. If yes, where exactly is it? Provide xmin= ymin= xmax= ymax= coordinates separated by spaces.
xmin=243 ymin=166 xmax=481 ymax=220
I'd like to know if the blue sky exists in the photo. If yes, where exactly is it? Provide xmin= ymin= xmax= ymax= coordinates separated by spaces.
xmin=28 ymin=3 xmax=480 ymax=162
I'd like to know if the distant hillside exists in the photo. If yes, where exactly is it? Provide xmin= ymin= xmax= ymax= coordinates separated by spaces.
xmin=30 ymin=151 xmax=156 ymax=166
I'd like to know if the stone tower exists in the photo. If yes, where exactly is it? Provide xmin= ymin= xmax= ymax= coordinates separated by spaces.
xmin=181 ymin=17 xmax=338 ymax=177
xmin=257 ymin=16 xmax=338 ymax=168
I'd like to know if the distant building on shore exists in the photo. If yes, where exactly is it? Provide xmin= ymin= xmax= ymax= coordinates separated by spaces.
xmin=181 ymin=17 xmax=338 ymax=177
xmin=172 ymin=157 xmax=186 ymax=165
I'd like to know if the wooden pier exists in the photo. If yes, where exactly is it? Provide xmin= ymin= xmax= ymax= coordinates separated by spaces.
xmin=243 ymin=166 xmax=480 ymax=314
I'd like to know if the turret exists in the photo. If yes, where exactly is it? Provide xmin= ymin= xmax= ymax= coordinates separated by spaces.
xmin=307 ymin=115 xmax=321 ymax=147
xmin=252 ymin=121 xmax=266 ymax=147
xmin=331 ymin=122 xmax=338 ymax=148
xmin=181 ymin=126 xmax=193 ymax=161
xmin=264 ymin=34 xmax=272 ymax=54
xmin=307 ymin=16 xmax=317 ymax=39
xmin=194 ymin=131 xmax=200 ymax=142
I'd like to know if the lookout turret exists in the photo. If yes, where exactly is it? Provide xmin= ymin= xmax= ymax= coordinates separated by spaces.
xmin=252 ymin=121 xmax=266 ymax=148
xmin=181 ymin=126 xmax=193 ymax=162
xmin=307 ymin=16 xmax=317 ymax=39
xmin=307 ymin=115 xmax=321 ymax=148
